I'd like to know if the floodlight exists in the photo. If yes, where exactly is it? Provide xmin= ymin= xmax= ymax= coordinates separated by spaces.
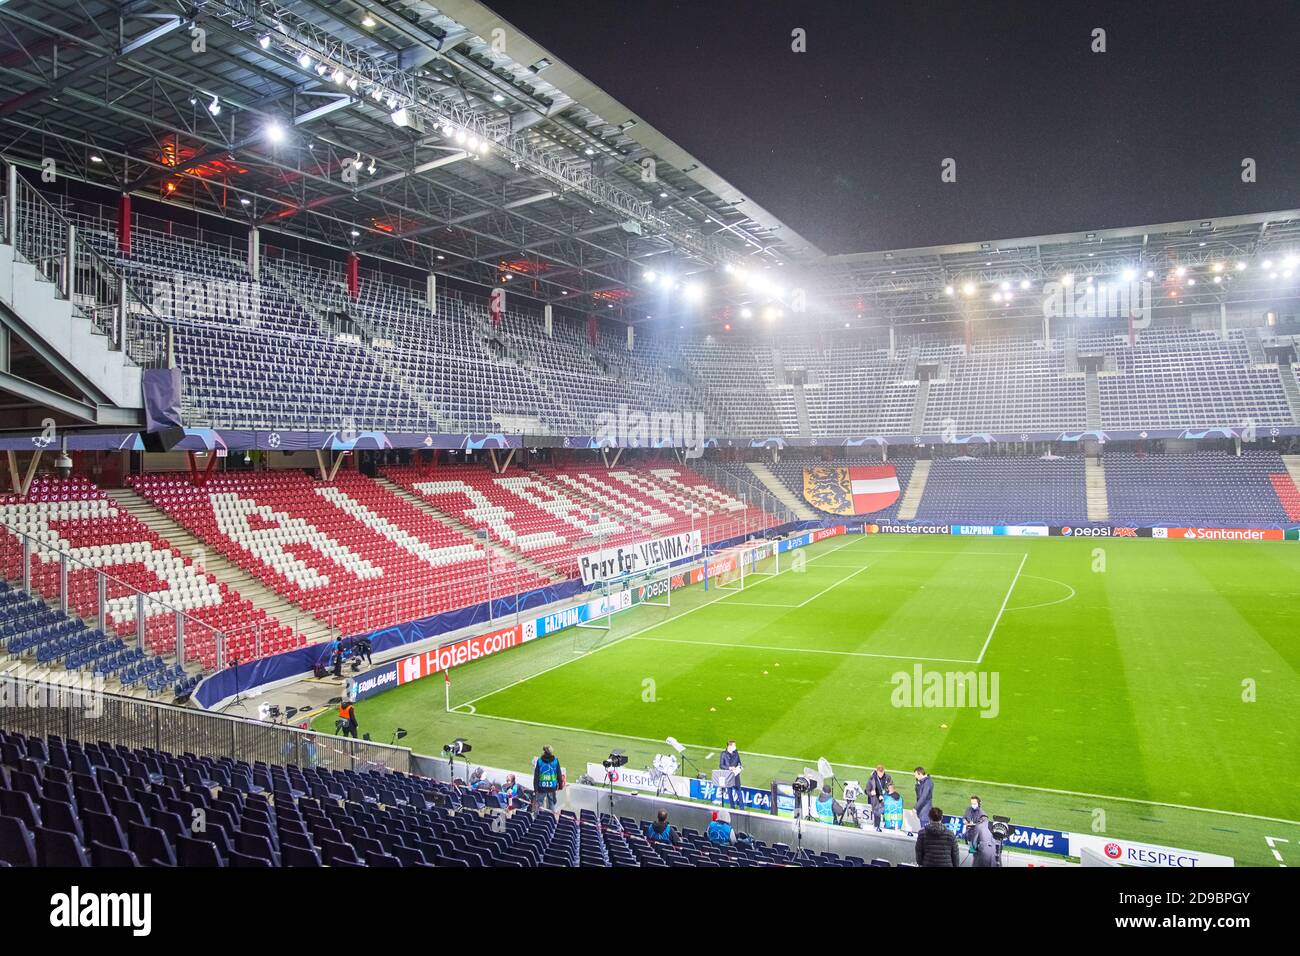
xmin=297 ymin=52 xmax=312 ymax=69
xmin=1121 ymin=268 xmax=1136 ymax=282
xmin=207 ymin=95 xmax=221 ymax=116
xmin=265 ymin=121 xmax=285 ymax=144
xmin=258 ymin=34 xmax=271 ymax=49
xmin=1061 ymin=273 xmax=1074 ymax=286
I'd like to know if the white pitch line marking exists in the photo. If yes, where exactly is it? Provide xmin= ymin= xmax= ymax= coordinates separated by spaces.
xmin=630 ymin=635 xmax=977 ymax=664
xmin=975 ymin=551 xmax=1027 ymax=664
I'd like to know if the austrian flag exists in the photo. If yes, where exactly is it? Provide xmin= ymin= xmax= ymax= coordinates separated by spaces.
xmin=803 ymin=464 xmax=902 ymax=516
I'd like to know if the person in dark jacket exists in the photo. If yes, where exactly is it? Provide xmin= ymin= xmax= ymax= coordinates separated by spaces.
xmin=913 ymin=767 xmax=934 ymax=830
xmin=532 ymin=745 xmax=561 ymax=811
xmin=719 ymin=740 xmax=743 ymax=809
xmin=971 ymin=813 xmax=999 ymax=868
xmin=962 ymin=796 xmax=983 ymax=847
xmin=915 ymin=807 xmax=960 ymax=867
xmin=867 ymin=764 xmax=893 ymax=830
xmin=645 ymin=809 xmax=681 ymax=845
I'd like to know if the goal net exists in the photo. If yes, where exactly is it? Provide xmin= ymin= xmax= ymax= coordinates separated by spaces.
xmin=710 ymin=539 xmax=780 ymax=591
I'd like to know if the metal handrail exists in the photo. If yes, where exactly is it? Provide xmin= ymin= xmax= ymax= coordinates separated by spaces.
xmin=0 ymin=672 xmax=412 ymax=774
xmin=0 ymin=519 xmax=232 ymax=671
xmin=2 ymin=160 xmax=165 ymax=368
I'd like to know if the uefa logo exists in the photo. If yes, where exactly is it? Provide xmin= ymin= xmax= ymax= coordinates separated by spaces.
xmin=1104 ymin=842 xmax=1123 ymax=859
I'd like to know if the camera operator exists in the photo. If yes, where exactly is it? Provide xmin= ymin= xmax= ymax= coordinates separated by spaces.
xmin=353 ymin=636 xmax=373 ymax=666
xmin=971 ymin=812 xmax=1000 ymax=868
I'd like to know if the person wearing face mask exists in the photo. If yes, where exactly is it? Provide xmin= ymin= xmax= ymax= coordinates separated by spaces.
xmin=962 ymin=795 xmax=984 ymax=847
xmin=718 ymin=740 xmax=744 ymax=810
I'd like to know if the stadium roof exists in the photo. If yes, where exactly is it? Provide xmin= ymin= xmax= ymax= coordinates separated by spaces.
xmin=0 ymin=0 xmax=817 ymax=318
xmin=3 ymin=1 xmax=1299 ymax=331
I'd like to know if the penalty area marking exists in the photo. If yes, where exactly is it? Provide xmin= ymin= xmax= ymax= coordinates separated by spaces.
xmin=718 ymin=561 xmax=877 ymax=609
xmin=448 ymin=533 xmax=862 ymax=712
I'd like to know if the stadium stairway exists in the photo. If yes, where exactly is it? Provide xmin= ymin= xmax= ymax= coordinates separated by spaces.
xmin=1086 ymin=456 xmax=1110 ymax=521
xmin=895 ymin=459 xmax=930 ymax=520
xmin=372 ymin=477 xmax=567 ymax=583
xmin=909 ymin=378 xmax=929 ymax=434
xmin=744 ymin=463 xmax=817 ymax=519
xmin=102 ymin=488 xmax=336 ymax=646
xmin=791 ymin=381 xmax=813 ymax=438
xmin=1085 ymin=368 xmax=1102 ymax=430
xmin=0 ymin=243 xmax=142 ymax=419
xmin=1278 ymin=364 xmax=1300 ymax=423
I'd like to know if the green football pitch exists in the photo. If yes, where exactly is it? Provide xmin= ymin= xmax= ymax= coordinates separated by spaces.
xmin=314 ymin=533 xmax=1300 ymax=866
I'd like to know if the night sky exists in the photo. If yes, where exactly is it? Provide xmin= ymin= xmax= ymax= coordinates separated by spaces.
xmin=483 ymin=0 xmax=1300 ymax=255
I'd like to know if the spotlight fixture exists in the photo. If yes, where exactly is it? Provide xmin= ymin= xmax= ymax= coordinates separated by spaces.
xmin=207 ymin=95 xmax=221 ymax=116
xmin=362 ymin=15 xmax=376 ymax=27
xmin=297 ymin=52 xmax=312 ymax=69
xmin=265 ymin=121 xmax=285 ymax=144
xmin=350 ymin=228 xmax=360 ymax=238
xmin=258 ymin=34 xmax=271 ymax=49
xmin=89 ymin=154 xmax=103 ymax=164
xmin=366 ymin=158 xmax=376 ymax=175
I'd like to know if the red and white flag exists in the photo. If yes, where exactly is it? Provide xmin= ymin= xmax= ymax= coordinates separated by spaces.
xmin=847 ymin=465 xmax=901 ymax=513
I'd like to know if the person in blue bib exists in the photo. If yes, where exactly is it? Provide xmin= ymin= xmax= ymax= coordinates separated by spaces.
xmin=708 ymin=809 xmax=736 ymax=846
xmin=532 ymin=745 xmax=561 ymax=812
xmin=814 ymin=784 xmax=838 ymax=824
xmin=645 ymin=809 xmax=681 ymax=846
xmin=882 ymin=783 xmax=905 ymax=830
